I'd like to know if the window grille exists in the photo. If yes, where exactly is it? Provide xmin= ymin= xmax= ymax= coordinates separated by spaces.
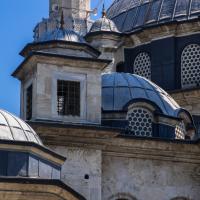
xmin=181 ymin=44 xmax=200 ymax=88
xmin=57 ymin=80 xmax=80 ymax=116
xmin=26 ymin=84 xmax=33 ymax=120
xmin=127 ymin=107 xmax=153 ymax=137
xmin=133 ymin=52 xmax=151 ymax=79
xmin=175 ymin=122 xmax=186 ymax=140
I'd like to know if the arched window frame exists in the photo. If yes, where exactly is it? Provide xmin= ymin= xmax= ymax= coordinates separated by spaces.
xmin=133 ymin=52 xmax=151 ymax=80
xmin=108 ymin=193 xmax=137 ymax=200
xmin=181 ymin=43 xmax=200 ymax=88
xmin=126 ymin=102 xmax=154 ymax=137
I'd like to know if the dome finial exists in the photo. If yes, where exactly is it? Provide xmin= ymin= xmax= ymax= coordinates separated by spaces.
xmin=60 ymin=10 xmax=65 ymax=29
xmin=102 ymin=3 xmax=106 ymax=18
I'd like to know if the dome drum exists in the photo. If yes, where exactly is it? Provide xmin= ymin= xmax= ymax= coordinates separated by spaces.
xmin=0 ymin=149 xmax=61 ymax=179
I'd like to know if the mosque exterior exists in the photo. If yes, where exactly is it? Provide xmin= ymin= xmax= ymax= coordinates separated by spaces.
xmin=1 ymin=0 xmax=200 ymax=200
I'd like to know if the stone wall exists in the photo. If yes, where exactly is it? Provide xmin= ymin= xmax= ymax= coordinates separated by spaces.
xmin=31 ymin=62 xmax=102 ymax=124
xmin=50 ymin=146 xmax=102 ymax=200
xmin=102 ymin=155 xmax=200 ymax=200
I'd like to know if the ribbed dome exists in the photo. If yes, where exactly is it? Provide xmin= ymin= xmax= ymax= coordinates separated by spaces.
xmin=90 ymin=15 xmax=119 ymax=33
xmin=102 ymin=73 xmax=182 ymax=117
xmin=107 ymin=0 xmax=200 ymax=33
xmin=0 ymin=109 xmax=43 ymax=145
xmin=36 ymin=28 xmax=85 ymax=43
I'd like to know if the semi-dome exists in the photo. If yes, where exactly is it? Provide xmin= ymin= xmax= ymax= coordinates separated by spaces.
xmin=107 ymin=0 xmax=200 ymax=33
xmin=102 ymin=73 xmax=182 ymax=117
xmin=0 ymin=109 xmax=43 ymax=145
xmin=36 ymin=28 xmax=85 ymax=43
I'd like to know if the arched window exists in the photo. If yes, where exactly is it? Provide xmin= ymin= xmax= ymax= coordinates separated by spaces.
xmin=181 ymin=44 xmax=200 ymax=88
xmin=126 ymin=107 xmax=153 ymax=137
xmin=133 ymin=52 xmax=151 ymax=80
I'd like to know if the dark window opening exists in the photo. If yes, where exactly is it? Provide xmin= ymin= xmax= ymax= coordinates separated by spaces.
xmin=57 ymin=80 xmax=80 ymax=116
xmin=116 ymin=62 xmax=125 ymax=72
xmin=26 ymin=84 xmax=33 ymax=120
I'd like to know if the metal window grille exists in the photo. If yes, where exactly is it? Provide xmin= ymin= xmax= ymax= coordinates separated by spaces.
xmin=26 ymin=84 xmax=33 ymax=120
xmin=57 ymin=80 xmax=80 ymax=116
xmin=133 ymin=52 xmax=151 ymax=80
xmin=126 ymin=107 xmax=153 ymax=137
xmin=175 ymin=121 xmax=186 ymax=140
xmin=181 ymin=44 xmax=200 ymax=88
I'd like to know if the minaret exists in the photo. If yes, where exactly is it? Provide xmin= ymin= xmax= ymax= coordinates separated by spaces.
xmin=34 ymin=0 xmax=92 ymax=41
xmin=49 ymin=0 xmax=91 ymax=19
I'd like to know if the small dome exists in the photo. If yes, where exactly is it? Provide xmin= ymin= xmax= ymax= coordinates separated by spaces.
xmin=90 ymin=14 xmax=119 ymax=33
xmin=36 ymin=28 xmax=85 ymax=43
xmin=0 ymin=109 xmax=43 ymax=145
xmin=102 ymin=73 xmax=182 ymax=117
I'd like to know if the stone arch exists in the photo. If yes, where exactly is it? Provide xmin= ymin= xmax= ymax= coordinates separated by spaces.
xmin=171 ymin=197 xmax=191 ymax=200
xmin=108 ymin=193 xmax=137 ymax=200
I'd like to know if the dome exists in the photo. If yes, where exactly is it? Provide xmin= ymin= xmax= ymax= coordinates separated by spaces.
xmin=90 ymin=13 xmax=119 ymax=33
xmin=102 ymin=73 xmax=182 ymax=117
xmin=0 ymin=109 xmax=43 ymax=145
xmin=107 ymin=0 xmax=200 ymax=33
xmin=36 ymin=28 xmax=85 ymax=43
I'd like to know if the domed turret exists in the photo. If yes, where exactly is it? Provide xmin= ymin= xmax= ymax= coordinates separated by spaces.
xmin=35 ymin=12 xmax=85 ymax=43
xmin=89 ymin=5 xmax=119 ymax=33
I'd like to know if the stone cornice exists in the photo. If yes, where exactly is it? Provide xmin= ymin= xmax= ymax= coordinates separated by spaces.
xmin=29 ymin=121 xmax=200 ymax=164
xmin=0 ymin=177 xmax=86 ymax=200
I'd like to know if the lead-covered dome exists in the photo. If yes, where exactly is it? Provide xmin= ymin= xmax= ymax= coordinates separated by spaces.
xmin=107 ymin=0 xmax=200 ymax=33
xmin=90 ymin=11 xmax=119 ymax=33
xmin=0 ymin=109 xmax=43 ymax=145
xmin=36 ymin=28 xmax=85 ymax=43
xmin=102 ymin=73 xmax=182 ymax=117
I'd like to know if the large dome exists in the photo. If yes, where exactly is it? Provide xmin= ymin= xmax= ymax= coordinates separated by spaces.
xmin=107 ymin=0 xmax=200 ymax=33
xmin=0 ymin=109 xmax=43 ymax=145
xmin=102 ymin=73 xmax=182 ymax=117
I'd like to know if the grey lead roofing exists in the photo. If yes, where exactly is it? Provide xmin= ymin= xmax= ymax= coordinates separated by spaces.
xmin=36 ymin=28 xmax=85 ymax=43
xmin=102 ymin=73 xmax=182 ymax=117
xmin=89 ymin=15 xmax=119 ymax=33
xmin=0 ymin=110 xmax=43 ymax=145
xmin=107 ymin=0 xmax=200 ymax=33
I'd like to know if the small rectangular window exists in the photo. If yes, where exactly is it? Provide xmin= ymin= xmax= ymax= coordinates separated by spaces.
xmin=57 ymin=80 xmax=80 ymax=116
xmin=26 ymin=84 xmax=33 ymax=120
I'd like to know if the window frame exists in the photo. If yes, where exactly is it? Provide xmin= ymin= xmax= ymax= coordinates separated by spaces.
xmin=52 ymin=72 xmax=86 ymax=121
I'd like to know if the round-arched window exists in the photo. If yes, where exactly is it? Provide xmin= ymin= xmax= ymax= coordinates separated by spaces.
xmin=127 ymin=107 xmax=153 ymax=137
xmin=181 ymin=44 xmax=200 ymax=88
xmin=133 ymin=52 xmax=151 ymax=80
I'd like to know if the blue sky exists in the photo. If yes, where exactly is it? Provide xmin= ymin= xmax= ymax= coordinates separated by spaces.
xmin=0 ymin=0 xmax=112 ymax=115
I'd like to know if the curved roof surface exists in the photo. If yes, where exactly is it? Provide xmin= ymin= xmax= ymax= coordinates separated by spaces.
xmin=102 ymin=73 xmax=181 ymax=117
xmin=107 ymin=0 xmax=200 ymax=33
xmin=90 ymin=15 xmax=119 ymax=33
xmin=0 ymin=109 xmax=43 ymax=145
xmin=36 ymin=28 xmax=85 ymax=43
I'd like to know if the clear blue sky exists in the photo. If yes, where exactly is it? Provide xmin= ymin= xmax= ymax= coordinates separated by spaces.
xmin=0 ymin=0 xmax=112 ymax=115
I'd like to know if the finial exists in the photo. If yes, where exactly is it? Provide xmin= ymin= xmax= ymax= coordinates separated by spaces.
xmin=102 ymin=4 xmax=106 ymax=18
xmin=60 ymin=10 xmax=65 ymax=29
